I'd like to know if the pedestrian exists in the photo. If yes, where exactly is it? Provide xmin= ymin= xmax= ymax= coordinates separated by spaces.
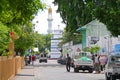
xmin=66 ymin=53 xmax=71 ymax=72
xmin=94 ymin=54 xmax=100 ymax=74
xmin=92 ymin=54 xmax=95 ymax=64
xmin=99 ymin=55 xmax=108 ymax=73
xmin=31 ymin=55 xmax=35 ymax=65
xmin=24 ymin=56 xmax=28 ymax=65
xmin=28 ymin=55 xmax=31 ymax=64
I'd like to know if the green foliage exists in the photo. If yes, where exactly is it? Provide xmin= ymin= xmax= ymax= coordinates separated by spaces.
xmin=2 ymin=51 xmax=12 ymax=56
xmin=14 ymin=25 xmax=35 ymax=56
xmin=41 ymin=34 xmax=52 ymax=52
xmin=53 ymin=0 xmax=120 ymax=37
xmin=0 ymin=0 xmax=46 ymax=25
xmin=45 ymin=48 xmax=49 ymax=55
xmin=0 ymin=22 xmax=11 ymax=55
xmin=53 ymin=0 xmax=93 ymax=34
xmin=0 ymin=0 xmax=46 ymax=56
xmin=88 ymin=45 xmax=100 ymax=54
xmin=92 ymin=0 xmax=120 ymax=36
xmin=34 ymin=33 xmax=46 ymax=52
xmin=59 ymin=30 xmax=82 ymax=46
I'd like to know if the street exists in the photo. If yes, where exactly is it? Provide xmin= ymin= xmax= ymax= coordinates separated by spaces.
xmin=33 ymin=59 xmax=105 ymax=80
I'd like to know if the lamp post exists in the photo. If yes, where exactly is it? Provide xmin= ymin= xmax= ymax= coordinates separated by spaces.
xmin=104 ymin=35 xmax=111 ymax=55
xmin=118 ymin=35 xmax=120 ymax=43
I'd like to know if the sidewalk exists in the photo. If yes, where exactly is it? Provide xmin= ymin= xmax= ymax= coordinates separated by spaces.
xmin=12 ymin=65 xmax=34 ymax=80
xmin=12 ymin=59 xmax=57 ymax=80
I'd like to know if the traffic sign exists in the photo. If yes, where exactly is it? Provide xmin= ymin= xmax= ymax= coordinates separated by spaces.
xmin=76 ymin=48 xmax=81 ymax=52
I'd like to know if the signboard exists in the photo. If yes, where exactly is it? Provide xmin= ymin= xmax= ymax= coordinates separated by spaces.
xmin=34 ymin=47 xmax=38 ymax=52
xmin=28 ymin=48 xmax=31 ymax=52
xmin=114 ymin=44 xmax=120 ymax=52
xmin=76 ymin=48 xmax=81 ymax=52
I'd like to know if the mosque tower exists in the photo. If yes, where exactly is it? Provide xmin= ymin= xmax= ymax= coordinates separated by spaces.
xmin=47 ymin=7 xmax=53 ymax=34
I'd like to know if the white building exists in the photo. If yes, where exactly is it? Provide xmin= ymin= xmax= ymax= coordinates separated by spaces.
xmin=78 ymin=20 xmax=120 ymax=55
xmin=62 ymin=42 xmax=82 ymax=59
xmin=47 ymin=7 xmax=63 ymax=58
xmin=50 ymin=28 xmax=63 ymax=58
xmin=47 ymin=7 xmax=53 ymax=34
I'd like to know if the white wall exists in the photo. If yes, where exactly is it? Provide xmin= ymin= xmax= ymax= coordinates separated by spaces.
xmin=62 ymin=42 xmax=82 ymax=59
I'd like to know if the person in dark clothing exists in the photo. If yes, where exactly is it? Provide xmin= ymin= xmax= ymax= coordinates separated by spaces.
xmin=28 ymin=55 xmax=31 ymax=64
xmin=66 ymin=53 xmax=71 ymax=72
xmin=92 ymin=54 xmax=95 ymax=63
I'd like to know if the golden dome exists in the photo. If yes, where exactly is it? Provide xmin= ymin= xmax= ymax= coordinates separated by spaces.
xmin=48 ymin=7 xmax=52 ymax=13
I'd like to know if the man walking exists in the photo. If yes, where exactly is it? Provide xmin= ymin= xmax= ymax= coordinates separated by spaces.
xmin=66 ymin=53 xmax=71 ymax=72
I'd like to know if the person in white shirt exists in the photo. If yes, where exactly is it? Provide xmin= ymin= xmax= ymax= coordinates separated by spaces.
xmin=94 ymin=54 xmax=100 ymax=73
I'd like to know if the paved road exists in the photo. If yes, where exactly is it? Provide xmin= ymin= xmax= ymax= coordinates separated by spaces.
xmin=33 ymin=60 xmax=105 ymax=80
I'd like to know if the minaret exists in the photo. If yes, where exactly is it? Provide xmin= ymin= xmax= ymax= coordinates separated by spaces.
xmin=47 ymin=7 xmax=53 ymax=34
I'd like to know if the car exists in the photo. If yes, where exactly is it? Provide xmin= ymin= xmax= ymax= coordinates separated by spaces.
xmin=39 ymin=53 xmax=47 ymax=63
xmin=57 ymin=57 xmax=66 ymax=65
xmin=57 ymin=56 xmax=74 ymax=67
xmin=72 ymin=52 xmax=94 ymax=73
xmin=105 ymin=52 xmax=120 ymax=80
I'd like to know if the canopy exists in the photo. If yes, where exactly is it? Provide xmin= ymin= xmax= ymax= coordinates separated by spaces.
xmin=78 ymin=57 xmax=91 ymax=61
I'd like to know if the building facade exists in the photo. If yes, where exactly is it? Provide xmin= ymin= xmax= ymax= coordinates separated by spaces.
xmin=50 ymin=29 xmax=63 ymax=58
xmin=77 ymin=20 xmax=120 ymax=55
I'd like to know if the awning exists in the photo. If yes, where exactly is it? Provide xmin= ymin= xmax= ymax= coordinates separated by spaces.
xmin=76 ymin=26 xmax=86 ymax=32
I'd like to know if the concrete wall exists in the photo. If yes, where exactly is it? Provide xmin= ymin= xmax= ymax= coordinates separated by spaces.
xmin=0 ymin=56 xmax=24 ymax=80
xmin=62 ymin=42 xmax=82 ymax=59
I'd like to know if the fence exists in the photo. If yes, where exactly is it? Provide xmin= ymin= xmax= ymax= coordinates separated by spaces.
xmin=0 ymin=56 xmax=24 ymax=80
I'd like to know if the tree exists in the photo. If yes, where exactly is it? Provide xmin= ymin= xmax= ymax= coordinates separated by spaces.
xmin=0 ymin=0 xmax=46 ymax=25
xmin=53 ymin=0 xmax=93 ymax=34
xmin=53 ymin=0 xmax=93 ymax=43
xmin=0 ymin=0 xmax=46 ymax=56
xmin=14 ymin=24 xmax=35 ymax=56
xmin=60 ymin=30 xmax=82 ymax=45
xmin=89 ymin=46 xmax=100 ymax=54
xmin=92 ymin=0 xmax=120 ymax=36
xmin=31 ymin=33 xmax=51 ymax=54
xmin=53 ymin=0 xmax=120 ymax=37
xmin=0 ymin=22 xmax=11 ymax=56
xmin=43 ymin=34 xmax=52 ymax=52
xmin=34 ymin=33 xmax=46 ymax=53
xmin=47 ymin=34 xmax=52 ymax=50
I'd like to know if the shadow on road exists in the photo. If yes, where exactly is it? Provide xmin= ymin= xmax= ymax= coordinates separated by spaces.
xmin=70 ymin=71 xmax=92 ymax=74
xmin=33 ymin=64 xmax=65 ymax=67
xmin=22 ymin=67 xmax=34 ymax=69
xmin=16 ymin=74 xmax=34 ymax=76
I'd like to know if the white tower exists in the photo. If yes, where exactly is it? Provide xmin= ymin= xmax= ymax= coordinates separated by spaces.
xmin=50 ymin=25 xmax=63 ymax=58
xmin=47 ymin=7 xmax=53 ymax=34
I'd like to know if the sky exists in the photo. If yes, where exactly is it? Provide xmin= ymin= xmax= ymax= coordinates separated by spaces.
xmin=32 ymin=0 xmax=66 ymax=34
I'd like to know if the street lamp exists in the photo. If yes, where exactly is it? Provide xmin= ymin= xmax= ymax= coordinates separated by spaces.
xmin=104 ymin=35 xmax=111 ymax=55
xmin=118 ymin=35 xmax=120 ymax=42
